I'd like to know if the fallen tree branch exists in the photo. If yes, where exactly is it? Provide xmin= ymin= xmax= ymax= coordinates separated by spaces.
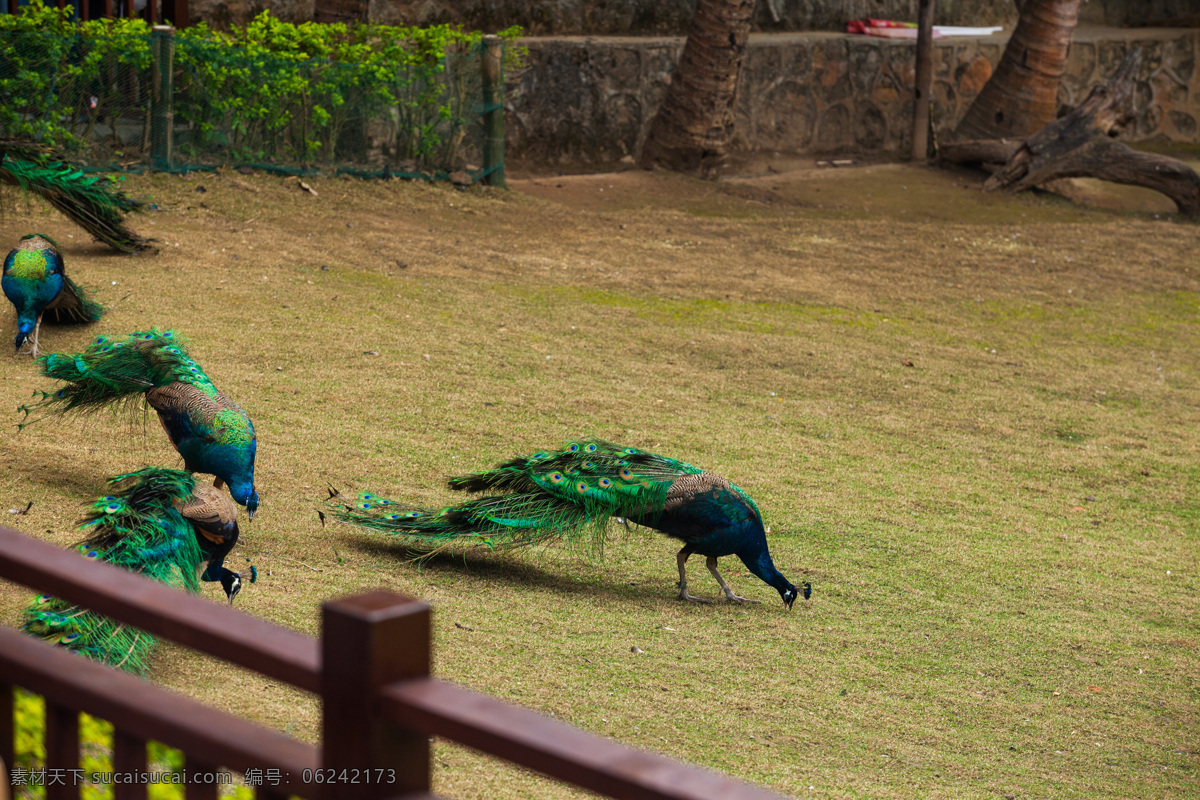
xmin=940 ymin=50 xmax=1200 ymax=218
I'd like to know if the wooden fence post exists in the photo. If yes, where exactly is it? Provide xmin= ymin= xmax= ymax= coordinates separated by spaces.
xmin=320 ymin=591 xmax=432 ymax=800
xmin=151 ymin=25 xmax=175 ymax=170
xmin=111 ymin=730 xmax=147 ymax=800
xmin=0 ymin=684 xmax=11 ymax=784
xmin=43 ymin=701 xmax=78 ymax=800
xmin=481 ymin=35 xmax=506 ymax=188
xmin=911 ymin=0 xmax=936 ymax=161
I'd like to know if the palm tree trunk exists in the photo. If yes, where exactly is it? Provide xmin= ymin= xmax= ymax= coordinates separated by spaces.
xmin=639 ymin=0 xmax=757 ymax=178
xmin=954 ymin=0 xmax=1083 ymax=141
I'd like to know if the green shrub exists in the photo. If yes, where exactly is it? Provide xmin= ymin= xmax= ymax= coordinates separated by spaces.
xmin=0 ymin=1 xmax=523 ymax=171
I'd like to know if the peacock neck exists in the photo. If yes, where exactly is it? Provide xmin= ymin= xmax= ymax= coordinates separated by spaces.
xmin=736 ymin=530 xmax=791 ymax=594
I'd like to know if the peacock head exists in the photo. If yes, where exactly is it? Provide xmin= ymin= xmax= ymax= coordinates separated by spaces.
xmin=220 ymin=569 xmax=242 ymax=605
xmin=228 ymin=480 xmax=258 ymax=520
xmin=778 ymin=581 xmax=812 ymax=609
xmin=13 ymin=322 xmax=34 ymax=352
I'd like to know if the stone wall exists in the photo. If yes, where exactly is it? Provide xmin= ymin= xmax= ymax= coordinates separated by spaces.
xmin=505 ymin=27 xmax=1200 ymax=169
xmin=188 ymin=1 xmax=1200 ymax=34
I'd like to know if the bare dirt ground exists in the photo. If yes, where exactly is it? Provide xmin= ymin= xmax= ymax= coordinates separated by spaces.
xmin=1 ymin=158 xmax=1198 ymax=800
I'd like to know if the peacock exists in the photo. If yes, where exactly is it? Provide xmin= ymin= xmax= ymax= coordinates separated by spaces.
xmin=22 ymin=468 xmax=244 ymax=674
xmin=0 ymin=141 xmax=151 ymax=254
xmin=3 ymin=233 xmax=103 ymax=357
xmin=19 ymin=329 xmax=260 ymax=517
xmin=330 ymin=439 xmax=810 ymax=607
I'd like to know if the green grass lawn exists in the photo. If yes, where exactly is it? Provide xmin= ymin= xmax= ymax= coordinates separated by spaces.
xmin=0 ymin=163 xmax=1197 ymax=799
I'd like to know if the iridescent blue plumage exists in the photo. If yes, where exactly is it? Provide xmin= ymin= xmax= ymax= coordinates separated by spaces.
xmin=2 ymin=234 xmax=102 ymax=356
xmin=19 ymin=329 xmax=259 ymax=518
xmin=332 ymin=439 xmax=809 ymax=607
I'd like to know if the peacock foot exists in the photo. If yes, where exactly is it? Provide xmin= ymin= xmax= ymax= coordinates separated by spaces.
xmin=722 ymin=592 xmax=761 ymax=605
xmin=677 ymin=583 xmax=713 ymax=604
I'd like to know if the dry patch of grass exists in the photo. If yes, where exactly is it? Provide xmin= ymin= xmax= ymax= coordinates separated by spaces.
xmin=1 ymin=163 xmax=1198 ymax=799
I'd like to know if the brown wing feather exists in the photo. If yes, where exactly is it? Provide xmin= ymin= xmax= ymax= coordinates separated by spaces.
xmin=176 ymin=484 xmax=239 ymax=546
xmin=42 ymin=279 xmax=89 ymax=323
xmin=145 ymin=382 xmax=223 ymax=425
xmin=662 ymin=472 xmax=735 ymax=512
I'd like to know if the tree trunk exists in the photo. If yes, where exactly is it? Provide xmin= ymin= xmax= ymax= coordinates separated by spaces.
xmin=953 ymin=0 xmax=1083 ymax=141
xmin=639 ymin=0 xmax=756 ymax=178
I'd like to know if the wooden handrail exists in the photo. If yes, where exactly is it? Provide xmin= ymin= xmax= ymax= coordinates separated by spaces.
xmin=382 ymin=678 xmax=788 ymax=800
xmin=0 ymin=627 xmax=318 ymax=778
xmin=0 ymin=525 xmax=320 ymax=692
xmin=0 ymin=523 xmax=792 ymax=800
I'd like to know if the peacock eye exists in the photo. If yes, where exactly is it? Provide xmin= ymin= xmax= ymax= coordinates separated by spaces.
xmin=568 ymin=444 xmax=579 ymax=452
xmin=585 ymin=443 xmax=597 ymax=452
xmin=378 ymin=499 xmax=391 ymax=505
xmin=599 ymin=478 xmax=612 ymax=488
xmin=582 ymin=461 xmax=595 ymax=469
xmin=361 ymin=493 xmax=375 ymax=501
xmin=85 ymin=550 xmax=99 ymax=559
xmin=37 ymin=594 xmax=52 ymax=604
xmin=407 ymin=511 xmax=421 ymax=518
xmin=61 ymin=633 xmax=79 ymax=643
xmin=385 ymin=514 xmax=401 ymax=520
xmin=357 ymin=503 xmax=372 ymax=510
xmin=620 ymin=468 xmax=633 ymax=479
xmin=576 ymin=482 xmax=588 ymax=494
xmin=104 ymin=504 xmax=120 ymax=513
xmin=549 ymin=472 xmax=564 ymax=483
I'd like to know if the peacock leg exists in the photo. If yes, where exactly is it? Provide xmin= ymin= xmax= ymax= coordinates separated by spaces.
xmin=706 ymin=555 xmax=760 ymax=604
xmin=676 ymin=547 xmax=712 ymax=603
xmin=29 ymin=316 xmax=41 ymax=358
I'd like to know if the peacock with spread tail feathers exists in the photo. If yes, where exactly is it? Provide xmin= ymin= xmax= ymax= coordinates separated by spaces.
xmin=19 ymin=329 xmax=259 ymax=517
xmin=22 ymin=468 xmax=245 ymax=674
xmin=330 ymin=439 xmax=810 ymax=607
xmin=0 ymin=141 xmax=151 ymax=254
xmin=3 ymin=233 xmax=103 ymax=356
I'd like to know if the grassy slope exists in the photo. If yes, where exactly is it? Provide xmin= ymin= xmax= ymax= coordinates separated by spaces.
xmin=0 ymin=163 xmax=1197 ymax=799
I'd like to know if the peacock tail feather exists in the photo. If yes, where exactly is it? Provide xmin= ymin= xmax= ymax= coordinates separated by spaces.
xmin=18 ymin=329 xmax=214 ymax=423
xmin=21 ymin=468 xmax=206 ymax=674
xmin=332 ymin=439 xmax=727 ymax=554
xmin=0 ymin=157 xmax=151 ymax=253
xmin=332 ymin=492 xmax=607 ymax=553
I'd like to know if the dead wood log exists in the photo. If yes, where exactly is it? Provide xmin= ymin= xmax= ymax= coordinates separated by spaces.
xmin=942 ymin=50 xmax=1200 ymax=218
xmin=937 ymin=139 xmax=1021 ymax=167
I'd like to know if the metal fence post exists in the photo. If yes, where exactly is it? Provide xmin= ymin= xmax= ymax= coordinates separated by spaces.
xmin=151 ymin=25 xmax=176 ymax=170
xmin=481 ymin=35 xmax=506 ymax=188
xmin=320 ymin=591 xmax=432 ymax=800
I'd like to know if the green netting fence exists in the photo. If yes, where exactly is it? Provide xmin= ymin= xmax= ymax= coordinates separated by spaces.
xmin=0 ymin=19 xmax=512 ymax=185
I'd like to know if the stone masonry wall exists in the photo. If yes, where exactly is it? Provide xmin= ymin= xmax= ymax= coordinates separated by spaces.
xmin=188 ymin=1 xmax=1200 ymax=33
xmin=505 ymin=27 xmax=1200 ymax=169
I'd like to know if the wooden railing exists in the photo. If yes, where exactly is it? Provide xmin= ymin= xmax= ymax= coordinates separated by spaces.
xmin=2 ymin=1 xmax=190 ymax=28
xmin=0 ymin=524 xmax=791 ymax=800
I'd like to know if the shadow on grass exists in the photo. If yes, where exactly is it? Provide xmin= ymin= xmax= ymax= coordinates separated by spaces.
xmin=339 ymin=532 xmax=675 ymax=604
xmin=20 ymin=461 xmax=114 ymax=505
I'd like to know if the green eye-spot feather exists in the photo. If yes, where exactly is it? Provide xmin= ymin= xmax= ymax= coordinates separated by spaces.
xmin=20 ymin=467 xmax=233 ymax=675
